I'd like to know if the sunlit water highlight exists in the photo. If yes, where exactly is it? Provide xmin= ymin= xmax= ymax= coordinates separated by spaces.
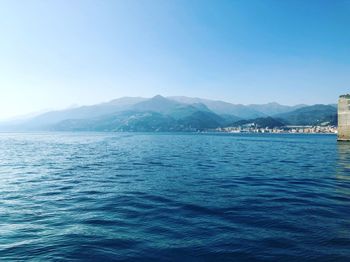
xmin=1 ymin=133 xmax=350 ymax=261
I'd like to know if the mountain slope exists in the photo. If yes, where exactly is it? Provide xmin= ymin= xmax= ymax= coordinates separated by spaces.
xmin=53 ymin=103 xmax=226 ymax=132
xmin=275 ymin=105 xmax=337 ymax=126
xmin=5 ymin=97 xmax=146 ymax=130
xmin=247 ymin=102 xmax=307 ymax=116
xmin=169 ymin=104 xmax=225 ymax=129
xmin=132 ymin=95 xmax=181 ymax=113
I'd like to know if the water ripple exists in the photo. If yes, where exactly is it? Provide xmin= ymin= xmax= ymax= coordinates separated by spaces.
xmin=0 ymin=133 xmax=349 ymax=261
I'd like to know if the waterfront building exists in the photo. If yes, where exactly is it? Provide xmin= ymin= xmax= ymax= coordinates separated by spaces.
xmin=338 ymin=94 xmax=350 ymax=141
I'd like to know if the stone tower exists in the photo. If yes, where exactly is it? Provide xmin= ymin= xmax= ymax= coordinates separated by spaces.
xmin=338 ymin=95 xmax=350 ymax=141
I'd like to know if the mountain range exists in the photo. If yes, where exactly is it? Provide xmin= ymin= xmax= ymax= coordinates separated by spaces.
xmin=0 ymin=95 xmax=338 ymax=132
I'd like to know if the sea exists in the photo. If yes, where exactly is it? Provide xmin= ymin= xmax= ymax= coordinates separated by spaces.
xmin=0 ymin=132 xmax=350 ymax=261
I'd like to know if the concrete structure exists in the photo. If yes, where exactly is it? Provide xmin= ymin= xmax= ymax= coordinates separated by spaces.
xmin=338 ymin=94 xmax=350 ymax=141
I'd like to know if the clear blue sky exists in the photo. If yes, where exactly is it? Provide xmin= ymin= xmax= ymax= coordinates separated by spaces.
xmin=0 ymin=0 xmax=349 ymax=119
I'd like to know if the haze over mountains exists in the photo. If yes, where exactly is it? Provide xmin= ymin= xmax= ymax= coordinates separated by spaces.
xmin=0 ymin=95 xmax=337 ymax=132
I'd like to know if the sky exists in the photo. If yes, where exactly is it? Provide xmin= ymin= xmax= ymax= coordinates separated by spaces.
xmin=0 ymin=0 xmax=349 ymax=120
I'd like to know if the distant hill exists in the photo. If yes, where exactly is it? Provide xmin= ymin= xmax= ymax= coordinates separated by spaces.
xmin=275 ymin=104 xmax=337 ymax=126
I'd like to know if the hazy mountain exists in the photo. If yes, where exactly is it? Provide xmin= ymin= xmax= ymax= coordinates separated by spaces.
xmin=0 ymin=108 xmax=52 ymax=126
xmin=276 ymin=104 xmax=337 ymax=126
xmin=169 ymin=97 xmax=314 ymax=117
xmin=168 ymin=96 xmax=265 ymax=119
xmin=1 ymin=97 xmax=146 ymax=130
xmin=132 ymin=95 xmax=181 ymax=113
xmin=167 ymin=104 xmax=210 ymax=119
xmin=35 ymin=96 xmax=146 ymax=124
xmin=247 ymin=102 xmax=307 ymax=116
xmin=219 ymin=114 xmax=242 ymax=125
xmin=52 ymin=97 xmax=225 ymax=132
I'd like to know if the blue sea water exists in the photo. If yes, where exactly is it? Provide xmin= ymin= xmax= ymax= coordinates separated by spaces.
xmin=0 ymin=132 xmax=350 ymax=261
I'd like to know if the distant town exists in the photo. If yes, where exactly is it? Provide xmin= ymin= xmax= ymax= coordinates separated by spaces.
xmin=215 ymin=124 xmax=337 ymax=134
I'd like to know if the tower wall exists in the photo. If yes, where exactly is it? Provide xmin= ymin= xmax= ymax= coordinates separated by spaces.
xmin=338 ymin=95 xmax=350 ymax=141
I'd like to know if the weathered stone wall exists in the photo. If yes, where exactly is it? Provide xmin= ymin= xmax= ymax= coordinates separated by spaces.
xmin=338 ymin=96 xmax=350 ymax=141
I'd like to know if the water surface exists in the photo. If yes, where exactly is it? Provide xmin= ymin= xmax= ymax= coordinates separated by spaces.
xmin=1 ymin=133 xmax=350 ymax=261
